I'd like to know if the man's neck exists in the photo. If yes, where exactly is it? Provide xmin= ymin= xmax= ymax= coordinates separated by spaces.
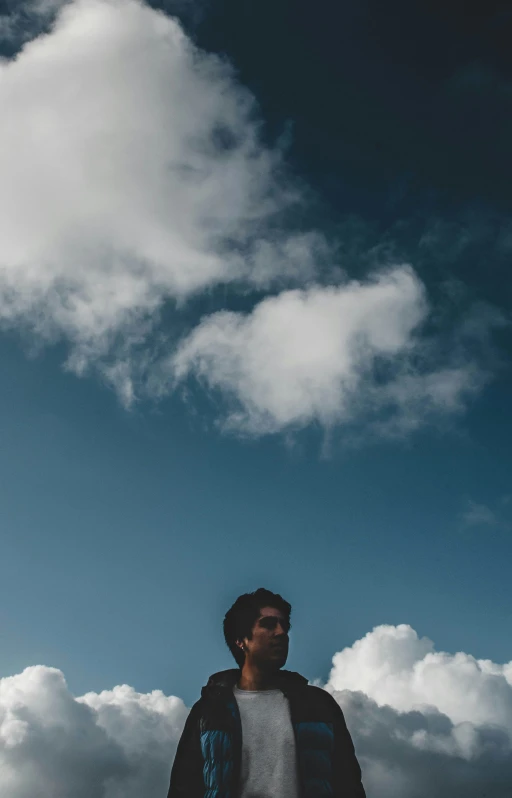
xmin=237 ymin=665 xmax=281 ymax=691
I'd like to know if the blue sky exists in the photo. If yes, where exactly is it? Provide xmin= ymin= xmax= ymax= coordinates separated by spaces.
xmin=2 ymin=321 xmax=512 ymax=711
xmin=0 ymin=1 xmax=512 ymax=797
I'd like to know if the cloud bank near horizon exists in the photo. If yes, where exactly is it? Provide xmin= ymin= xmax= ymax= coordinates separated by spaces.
xmin=0 ymin=0 xmax=504 ymax=436
xmin=1 ymin=624 xmax=511 ymax=797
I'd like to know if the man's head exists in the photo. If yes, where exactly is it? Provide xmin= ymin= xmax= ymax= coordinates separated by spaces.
xmin=223 ymin=587 xmax=292 ymax=671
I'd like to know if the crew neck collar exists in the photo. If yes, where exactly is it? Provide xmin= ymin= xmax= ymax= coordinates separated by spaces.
xmin=201 ymin=668 xmax=308 ymax=700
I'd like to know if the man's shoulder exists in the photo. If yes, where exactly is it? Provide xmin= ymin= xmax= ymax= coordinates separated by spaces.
xmin=302 ymin=683 xmax=336 ymax=700
xmin=185 ymin=697 xmax=206 ymax=722
xmin=297 ymin=684 xmax=343 ymax=717
xmin=191 ymin=695 xmax=209 ymax=712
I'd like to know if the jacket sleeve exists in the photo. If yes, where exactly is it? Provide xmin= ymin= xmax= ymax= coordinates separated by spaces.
xmin=330 ymin=696 xmax=366 ymax=798
xmin=167 ymin=702 xmax=205 ymax=798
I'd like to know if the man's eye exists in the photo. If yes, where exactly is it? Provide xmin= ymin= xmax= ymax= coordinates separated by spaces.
xmin=261 ymin=618 xmax=290 ymax=631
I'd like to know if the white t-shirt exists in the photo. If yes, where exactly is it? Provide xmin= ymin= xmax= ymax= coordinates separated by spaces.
xmin=232 ymin=685 xmax=300 ymax=798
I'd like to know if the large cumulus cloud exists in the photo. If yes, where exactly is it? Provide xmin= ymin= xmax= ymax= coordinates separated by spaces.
xmin=0 ymin=665 xmax=188 ymax=797
xmin=1 ymin=626 xmax=511 ymax=797
xmin=320 ymin=625 xmax=512 ymax=798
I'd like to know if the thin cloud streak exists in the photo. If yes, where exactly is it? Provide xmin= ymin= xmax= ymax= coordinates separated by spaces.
xmin=459 ymin=498 xmax=512 ymax=532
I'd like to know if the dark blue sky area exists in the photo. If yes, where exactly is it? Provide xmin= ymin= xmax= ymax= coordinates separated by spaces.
xmin=192 ymin=0 xmax=512 ymax=217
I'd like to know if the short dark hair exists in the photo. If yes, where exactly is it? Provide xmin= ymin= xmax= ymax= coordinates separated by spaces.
xmin=223 ymin=587 xmax=292 ymax=667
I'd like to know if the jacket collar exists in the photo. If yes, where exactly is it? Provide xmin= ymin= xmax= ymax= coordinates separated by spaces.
xmin=201 ymin=668 xmax=308 ymax=700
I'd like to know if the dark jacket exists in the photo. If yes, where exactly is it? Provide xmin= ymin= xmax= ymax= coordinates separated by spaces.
xmin=167 ymin=667 xmax=366 ymax=798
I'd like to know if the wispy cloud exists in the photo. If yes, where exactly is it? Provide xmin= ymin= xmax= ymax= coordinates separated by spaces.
xmin=459 ymin=497 xmax=512 ymax=532
xmin=0 ymin=0 xmax=68 ymax=45
xmin=461 ymin=500 xmax=499 ymax=528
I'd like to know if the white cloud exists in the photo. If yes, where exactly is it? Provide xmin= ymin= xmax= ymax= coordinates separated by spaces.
xmin=324 ymin=624 xmax=512 ymax=734
xmin=2 ymin=626 xmax=512 ymax=797
xmin=320 ymin=624 xmax=512 ymax=798
xmin=0 ymin=0 xmax=500 ymax=434
xmin=173 ymin=266 xmax=482 ymax=435
xmin=0 ymin=0 xmax=314 ymax=377
xmin=0 ymin=665 xmax=188 ymax=797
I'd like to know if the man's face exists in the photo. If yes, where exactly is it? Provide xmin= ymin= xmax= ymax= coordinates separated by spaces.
xmin=238 ymin=606 xmax=290 ymax=669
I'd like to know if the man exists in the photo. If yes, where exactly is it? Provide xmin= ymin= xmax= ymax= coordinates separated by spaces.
xmin=167 ymin=587 xmax=366 ymax=798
